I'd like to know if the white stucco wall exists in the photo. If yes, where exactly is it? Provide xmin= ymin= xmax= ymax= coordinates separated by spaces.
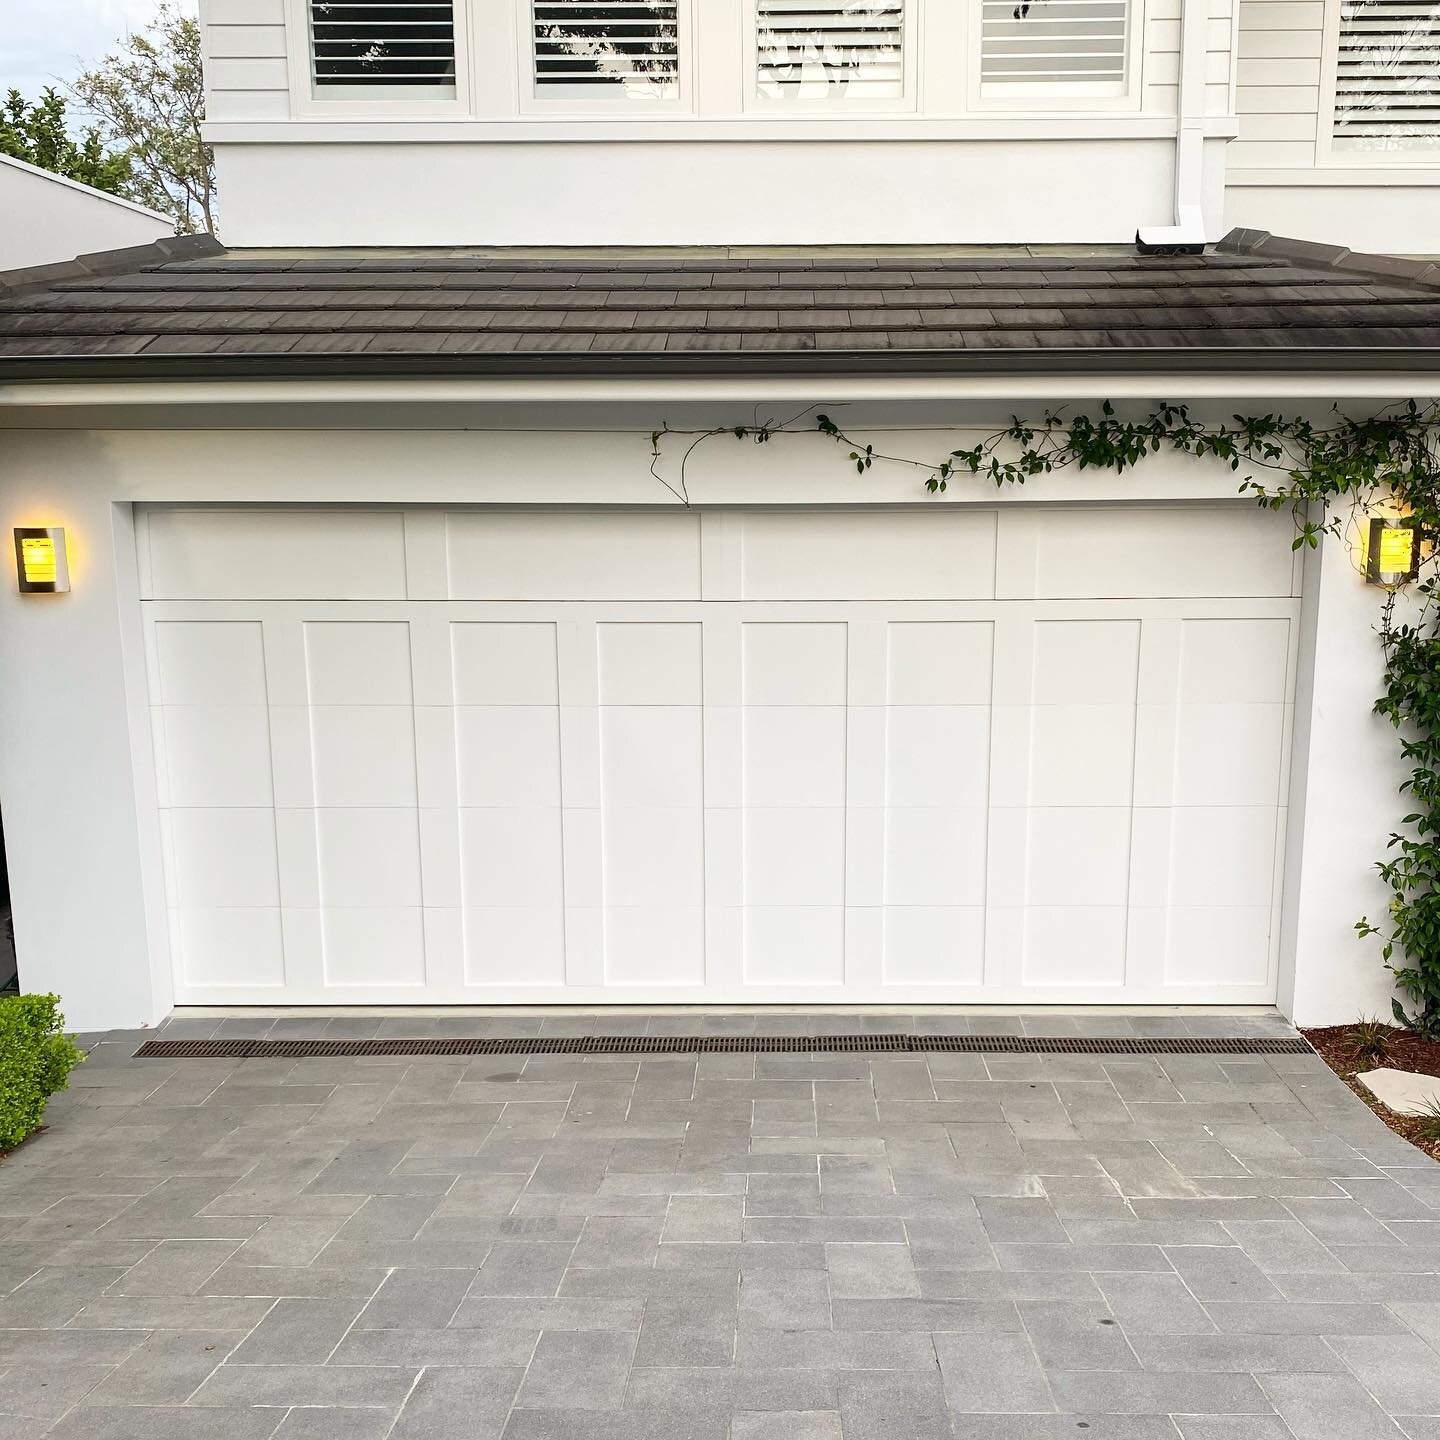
xmin=0 ymin=403 xmax=1413 ymax=1028
xmin=0 ymin=156 xmax=172 ymax=273
xmin=210 ymin=138 xmax=1190 ymax=248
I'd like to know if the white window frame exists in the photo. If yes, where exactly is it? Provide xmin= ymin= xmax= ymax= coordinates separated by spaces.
xmin=1317 ymin=0 xmax=1440 ymax=166
xmin=285 ymin=0 xmax=474 ymax=117
xmin=744 ymin=0 xmax=920 ymax=115
xmin=518 ymin=0 xmax=697 ymax=115
xmin=967 ymin=0 xmax=1146 ymax=113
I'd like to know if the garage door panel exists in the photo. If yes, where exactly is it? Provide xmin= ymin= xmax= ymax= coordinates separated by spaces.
xmin=598 ymin=622 xmax=703 ymax=705
xmin=142 ymin=509 xmax=407 ymax=602
xmin=317 ymin=808 xmax=422 ymax=908
xmin=882 ymin=907 xmax=986 ymax=987
xmin=1173 ymin=704 xmax=1288 ymax=807
xmin=742 ymin=622 xmax=848 ymax=705
xmin=602 ymin=807 xmax=705 ymax=908
xmin=744 ymin=907 xmax=846 ymax=986
xmin=446 ymin=511 xmax=702 ymax=600
xmin=884 ymin=707 xmax=990 ymax=808
xmin=886 ymin=621 xmax=994 ymax=705
xmin=322 ymin=907 xmax=425 ymax=987
xmin=461 ymin=808 xmax=564 ymax=908
xmin=1162 ymin=906 xmax=1274 ymax=987
xmin=145 ymin=505 xmax=1297 ymax=1004
xmin=165 ymin=809 xmax=279 ymax=909
xmin=305 ymin=620 xmax=413 ymax=704
xmin=604 ymin=907 xmax=706 ymax=987
xmin=466 ymin=906 xmax=566 ymax=987
xmin=310 ymin=706 xmax=418 ymax=808
xmin=740 ymin=510 xmax=997 ymax=601
xmin=457 ymin=707 xmax=562 ymax=807
xmin=600 ymin=707 xmax=703 ymax=809
xmin=1023 ymin=907 xmax=1129 ymax=987
xmin=155 ymin=705 xmax=274 ymax=808
xmin=174 ymin=908 xmax=286 ymax=990
xmin=883 ymin=807 xmax=988 ymax=907
xmin=452 ymin=621 xmax=560 ymax=705
xmin=1023 ymin=808 xmax=1133 ymax=908
xmin=1027 ymin=705 xmax=1136 ymax=808
xmin=153 ymin=619 xmax=267 ymax=705
xmin=745 ymin=809 xmax=847 ymax=909
xmin=1009 ymin=507 xmax=1298 ymax=600
xmin=744 ymin=707 xmax=847 ymax=809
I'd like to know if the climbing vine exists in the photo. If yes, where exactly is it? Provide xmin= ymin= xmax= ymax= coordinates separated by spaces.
xmin=652 ymin=401 xmax=1440 ymax=1032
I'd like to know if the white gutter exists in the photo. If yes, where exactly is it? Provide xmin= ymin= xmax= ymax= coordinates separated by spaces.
xmin=3 ymin=374 xmax=1440 ymax=409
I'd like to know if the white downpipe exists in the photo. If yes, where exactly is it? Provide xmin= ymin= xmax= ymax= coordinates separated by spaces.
xmin=1137 ymin=0 xmax=1211 ymax=250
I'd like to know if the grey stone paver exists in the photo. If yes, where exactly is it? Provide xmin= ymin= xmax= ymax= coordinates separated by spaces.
xmin=6 ymin=1009 xmax=1440 ymax=1436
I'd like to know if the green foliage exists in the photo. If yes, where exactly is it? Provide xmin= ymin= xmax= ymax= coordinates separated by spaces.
xmin=652 ymin=400 xmax=1440 ymax=1022
xmin=72 ymin=2 xmax=216 ymax=235
xmin=0 ymin=994 xmax=85 ymax=1153
xmin=1343 ymin=1016 xmax=1394 ymax=1066
xmin=1411 ymin=1097 xmax=1440 ymax=1142
xmin=0 ymin=88 xmax=132 ymax=194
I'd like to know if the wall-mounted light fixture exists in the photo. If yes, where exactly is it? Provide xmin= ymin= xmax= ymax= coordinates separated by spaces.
xmin=13 ymin=527 xmax=70 ymax=594
xmin=1365 ymin=517 xmax=1422 ymax=588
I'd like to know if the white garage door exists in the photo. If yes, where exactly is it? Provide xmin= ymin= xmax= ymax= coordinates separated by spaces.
xmin=140 ymin=505 xmax=1300 ymax=1006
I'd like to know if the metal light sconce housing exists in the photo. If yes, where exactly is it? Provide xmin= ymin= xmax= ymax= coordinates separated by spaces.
xmin=1366 ymin=516 xmax=1422 ymax=588
xmin=14 ymin=527 xmax=70 ymax=594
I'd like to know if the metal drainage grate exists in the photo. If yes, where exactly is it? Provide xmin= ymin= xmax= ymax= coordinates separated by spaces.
xmin=132 ymin=1033 xmax=1312 ymax=1060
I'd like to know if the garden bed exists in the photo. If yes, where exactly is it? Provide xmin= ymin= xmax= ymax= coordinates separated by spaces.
xmin=1303 ymin=1023 xmax=1440 ymax=1161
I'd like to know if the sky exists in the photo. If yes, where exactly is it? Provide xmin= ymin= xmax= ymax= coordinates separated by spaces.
xmin=5 ymin=0 xmax=195 ymax=103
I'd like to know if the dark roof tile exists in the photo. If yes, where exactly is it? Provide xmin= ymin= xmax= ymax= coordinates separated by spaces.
xmin=1 ymin=229 xmax=1437 ymax=374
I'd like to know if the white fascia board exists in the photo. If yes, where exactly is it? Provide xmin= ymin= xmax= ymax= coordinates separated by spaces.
xmin=2 ymin=373 xmax=1439 ymax=411
xmin=0 ymin=153 xmax=172 ymax=223
xmin=200 ymin=116 xmax=1243 ymax=144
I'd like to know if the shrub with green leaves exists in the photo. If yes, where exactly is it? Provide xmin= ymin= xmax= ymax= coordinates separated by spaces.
xmin=0 ymin=994 xmax=85 ymax=1152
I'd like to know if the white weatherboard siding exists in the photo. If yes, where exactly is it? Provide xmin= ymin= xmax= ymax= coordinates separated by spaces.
xmin=138 ymin=504 xmax=1299 ymax=1007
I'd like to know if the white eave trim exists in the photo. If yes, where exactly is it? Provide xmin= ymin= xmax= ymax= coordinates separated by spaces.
xmin=0 ymin=153 xmax=172 ymax=223
xmin=201 ymin=116 xmax=1242 ymax=144
xmin=2 ymin=372 xmax=1439 ymax=410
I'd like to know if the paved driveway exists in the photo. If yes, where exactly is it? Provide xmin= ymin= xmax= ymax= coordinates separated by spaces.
xmin=4 ymin=1011 xmax=1440 ymax=1439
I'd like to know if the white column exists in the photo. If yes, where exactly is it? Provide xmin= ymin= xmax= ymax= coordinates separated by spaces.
xmin=1280 ymin=514 xmax=1409 ymax=1027
xmin=0 ymin=460 xmax=167 ymax=1031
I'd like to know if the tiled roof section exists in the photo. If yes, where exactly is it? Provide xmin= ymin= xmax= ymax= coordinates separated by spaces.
xmin=0 ymin=229 xmax=1438 ymax=372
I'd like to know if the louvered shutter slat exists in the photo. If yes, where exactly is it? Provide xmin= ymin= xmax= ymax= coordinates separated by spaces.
xmin=756 ymin=2 xmax=906 ymax=100
xmin=310 ymin=0 xmax=456 ymax=86
xmin=980 ymin=0 xmax=1130 ymax=85
xmin=1334 ymin=0 xmax=1440 ymax=146
xmin=532 ymin=0 xmax=680 ymax=93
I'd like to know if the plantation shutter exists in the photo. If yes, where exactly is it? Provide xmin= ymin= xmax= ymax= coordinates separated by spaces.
xmin=981 ymin=0 xmax=1130 ymax=87
xmin=309 ymin=0 xmax=456 ymax=87
xmin=532 ymin=1 xmax=681 ymax=94
xmin=756 ymin=2 xmax=906 ymax=100
xmin=1334 ymin=0 xmax=1440 ymax=149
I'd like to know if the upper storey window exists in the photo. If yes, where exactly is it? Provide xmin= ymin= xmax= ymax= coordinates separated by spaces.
xmin=980 ymin=0 xmax=1130 ymax=96
xmin=531 ymin=1 xmax=682 ymax=99
xmin=755 ymin=2 xmax=906 ymax=103
xmin=309 ymin=0 xmax=458 ymax=94
xmin=1333 ymin=0 xmax=1440 ymax=151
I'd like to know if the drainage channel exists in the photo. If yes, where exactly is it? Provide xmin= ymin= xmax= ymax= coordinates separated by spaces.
xmin=134 ymin=1034 xmax=1312 ymax=1060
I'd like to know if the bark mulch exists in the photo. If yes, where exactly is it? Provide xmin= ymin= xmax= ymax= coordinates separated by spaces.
xmin=1303 ymin=1022 xmax=1440 ymax=1162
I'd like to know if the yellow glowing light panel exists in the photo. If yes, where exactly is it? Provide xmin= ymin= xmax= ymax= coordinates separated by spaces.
xmin=13 ymin=527 xmax=70 ymax=594
xmin=1377 ymin=527 xmax=1416 ymax=573
xmin=20 ymin=536 xmax=56 ymax=584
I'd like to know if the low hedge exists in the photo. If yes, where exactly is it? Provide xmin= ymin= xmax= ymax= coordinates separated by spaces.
xmin=0 ymin=994 xmax=85 ymax=1151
